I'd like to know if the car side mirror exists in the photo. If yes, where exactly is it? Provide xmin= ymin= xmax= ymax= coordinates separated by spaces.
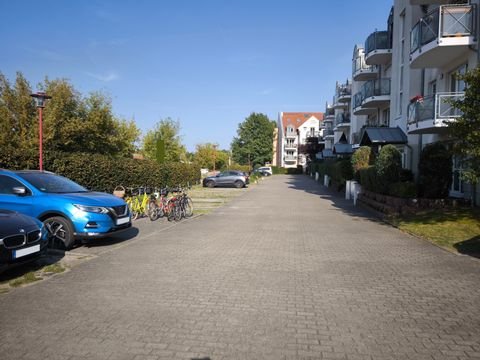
xmin=12 ymin=186 xmax=28 ymax=196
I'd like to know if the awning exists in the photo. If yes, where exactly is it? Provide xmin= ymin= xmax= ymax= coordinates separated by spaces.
xmin=359 ymin=127 xmax=407 ymax=146
xmin=333 ymin=143 xmax=353 ymax=154
xmin=321 ymin=149 xmax=335 ymax=158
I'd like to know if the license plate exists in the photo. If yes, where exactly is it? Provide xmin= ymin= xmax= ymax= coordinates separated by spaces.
xmin=116 ymin=217 xmax=130 ymax=225
xmin=13 ymin=245 xmax=40 ymax=259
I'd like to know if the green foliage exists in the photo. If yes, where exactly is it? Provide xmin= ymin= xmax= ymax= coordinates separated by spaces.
xmin=376 ymin=145 xmax=402 ymax=193
xmin=0 ymin=73 xmax=140 ymax=158
xmin=351 ymin=146 xmax=374 ymax=181
xmin=359 ymin=166 xmax=379 ymax=192
xmin=142 ymin=118 xmax=187 ymax=163
xmin=388 ymin=181 xmax=417 ymax=198
xmin=193 ymin=143 xmax=229 ymax=170
xmin=418 ymin=142 xmax=452 ymax=198
xmin=449 ymin=67 xmax=480 ymax=204
xmin=271 ymin=166 xmax=287 ymax=175
xmin=231 ymin=112 xmax=275 ymax=168
xmin=0 ymin=150 xmax=200 ymax=192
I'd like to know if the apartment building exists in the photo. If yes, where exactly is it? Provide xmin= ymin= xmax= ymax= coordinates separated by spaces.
xmin=277 ymin=112 xmax=324 ymax=168
xmin=324 ymin=0 xmax=479 ymax=203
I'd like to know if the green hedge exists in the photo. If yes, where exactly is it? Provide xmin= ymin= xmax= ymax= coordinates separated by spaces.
xmin=0 ymin=150 xmax=201 ymax=192
xmin=388 ymin=181 xmax=417 ymax=198
xmin=418 ymin=142 xmax=452 ymax=198
xmin=271 ymin=166 xmax=287 ymax=175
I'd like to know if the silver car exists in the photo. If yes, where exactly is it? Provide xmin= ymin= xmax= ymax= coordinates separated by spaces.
xmin=202 ymin=170 xmax=249 ymax=188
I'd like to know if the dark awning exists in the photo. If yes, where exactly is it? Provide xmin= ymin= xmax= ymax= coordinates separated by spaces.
xmin=322 ymin=149 xmax=335 ymax=158
xmin=359 ymin=127 xmax=407 ymax=146
xmin=333 ymin=143 xmax=353 ymax=154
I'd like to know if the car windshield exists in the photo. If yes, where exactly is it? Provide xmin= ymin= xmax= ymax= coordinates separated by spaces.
xmin=17 ymin=173 xmax=88 ymax=193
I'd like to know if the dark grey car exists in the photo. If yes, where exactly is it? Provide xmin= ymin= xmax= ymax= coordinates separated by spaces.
xmin=202 ymin=170 xmax=249 ymax=188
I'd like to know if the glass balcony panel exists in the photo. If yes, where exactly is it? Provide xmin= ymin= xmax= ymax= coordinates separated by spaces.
xmin=365 ymin=31 xmax=391 ymax=54
xmin=441 ymin=5 xmax=473 ymax=37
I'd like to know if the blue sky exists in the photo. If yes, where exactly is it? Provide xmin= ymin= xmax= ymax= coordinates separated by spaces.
xmin=1 ymin=0 xmax=393 ymax=152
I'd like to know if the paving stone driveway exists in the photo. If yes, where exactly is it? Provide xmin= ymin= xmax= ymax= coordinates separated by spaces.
xmin=1 ymin=175 xmax=480 ymax=360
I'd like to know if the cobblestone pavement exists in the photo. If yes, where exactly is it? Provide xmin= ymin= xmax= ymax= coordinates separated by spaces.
xmin=1 ymin=175 xmax=480 ymax=360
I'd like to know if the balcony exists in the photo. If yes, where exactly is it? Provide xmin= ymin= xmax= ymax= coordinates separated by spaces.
xmin=410 ymin=0 xmax=450 ymax=5
xmin=410 ymin=4 xmax=476 ymax=69
xmin=324 ymin=129 xmax=334 ymax=139
xmin=324 ymin=107 xmax=335 ymax=122
xmin=352 ymin=92 xmax=376 ymax=116
xmin=352 ymin=52 xmax=378 ymax=81
xmin=361 ymin=79 xmax=391 ymax=108
xmin=407 ymin=92 xmax=463 ymax=134
xmin=332 ymin=96 xmax=349 ymax=109
xmin=284 ymin=155 xmax=297 ymax=162
xmin=364 ymin=30 xmax=392 ymax=65
xmin=284 ymin=143 xmax=297 ymax=150
xmin=334 ymin=113 xmax=351 ymax=129
xmin=336 ymin=83 xmax=352 ymax=103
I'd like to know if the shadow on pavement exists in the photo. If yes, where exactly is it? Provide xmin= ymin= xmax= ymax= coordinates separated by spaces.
xmin=285 ymin=174 xmax=388 ymax=225
xmin=81 ymin=227 xmax=140 ymax=248
xmin=454 ymin=236 xmax=480 ymax=259
xmin=0 ymin=250 xmax=65 ymax=282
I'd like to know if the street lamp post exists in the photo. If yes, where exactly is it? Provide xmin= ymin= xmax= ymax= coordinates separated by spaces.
xmin=30 ymin=92 xmax=51 ymax=171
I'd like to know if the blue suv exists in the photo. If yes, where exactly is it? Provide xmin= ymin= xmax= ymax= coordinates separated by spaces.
xmin=0 ymin=170 xmax=131 ymax=250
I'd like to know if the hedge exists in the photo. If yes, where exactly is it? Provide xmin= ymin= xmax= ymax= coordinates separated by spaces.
xmin=418 ymin=142 xmax=452 ymax=198
xmin=0 ymin=150 xmax=201 ymax=192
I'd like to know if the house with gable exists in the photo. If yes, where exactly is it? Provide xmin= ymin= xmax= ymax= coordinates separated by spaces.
xmin=277 ymin=112 xmax=324 ymax=169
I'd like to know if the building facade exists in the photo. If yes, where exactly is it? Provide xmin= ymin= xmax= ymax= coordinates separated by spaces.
xmin=323 ymin=0 xmax=479 ymax=204
xmin=277 ymin=112 xmax=324 ymax=168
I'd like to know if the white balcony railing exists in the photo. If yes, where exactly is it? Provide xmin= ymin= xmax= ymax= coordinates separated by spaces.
xmin=407 ymin=92 xmax=463 ymax=133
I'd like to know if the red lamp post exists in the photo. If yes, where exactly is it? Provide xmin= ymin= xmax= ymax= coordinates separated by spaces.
xmin=30 ymin=92 xmax=51 ymax=171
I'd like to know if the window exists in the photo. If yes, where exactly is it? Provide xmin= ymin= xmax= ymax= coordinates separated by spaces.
xmin=450 ymin=64 xmax=467 ymax=93
xmin=0 ymin=175 xmax=26 ymax=195
xmin=382 ymin=108 xmax=390 ymax=126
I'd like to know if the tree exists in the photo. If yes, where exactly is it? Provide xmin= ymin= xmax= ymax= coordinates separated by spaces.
xmin=450 ymin=67 xmax=480 ymax=205
xmin=142 ymin=118 xmax=187 ymax=163
xmin=231 ymin=113 xmax=275 ymax=169
xmin=193 ymin=143 xmax=229 ymax=170
xmin=0 ymin=73 xmax=140 ymax=160
xmin=0 ymin=72 xmax=37 ymax=158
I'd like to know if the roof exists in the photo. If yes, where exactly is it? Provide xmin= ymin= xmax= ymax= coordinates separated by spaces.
xmin=281 ymin=112 xmax=324 ymax=130
xmin=321 ymin=149 xmax=335 ymax=158
xmin=359 ymin=127 xmax=407 ymax=146
xmin=333 ymin=143 xmax=353 ymax=154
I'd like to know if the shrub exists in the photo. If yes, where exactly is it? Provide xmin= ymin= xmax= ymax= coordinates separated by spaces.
xmin=271 ymin=166 xmax=287 ymax=175
xmin=331 ymin=159 xmax=354 ymax=191
xmin=1 ymin=149 xmax=201 ymax=192
xmin=399 ymin=169 xmax=414 ymax=182
xmin=376 ymin=145 xmax=402 ymax=194
xmin=359 ymin=165 xmax=378 ymax=192
xmin=351 ymin=146 xmax=374 ymax=181
xmin=388 ymin=181 xmax=417 ymax=198
xmin=418 ymin=143 xmax=452 ymax=198
xmin=286 ymin=166 xmax=303 ymax=175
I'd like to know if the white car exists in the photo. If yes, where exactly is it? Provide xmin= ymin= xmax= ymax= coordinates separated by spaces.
xmin=256 ymin=166 xmax=272 ymax=176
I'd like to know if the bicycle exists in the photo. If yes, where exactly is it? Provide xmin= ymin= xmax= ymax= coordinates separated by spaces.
xmin=124 ymin=187 xmax=150 ymax=220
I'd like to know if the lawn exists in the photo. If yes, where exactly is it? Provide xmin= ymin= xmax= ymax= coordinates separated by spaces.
xmin=390 ymin=207 xmax=480 ymax=257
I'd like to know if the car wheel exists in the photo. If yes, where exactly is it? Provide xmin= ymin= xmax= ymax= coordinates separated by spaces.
xmin=234 ymin=180 xmax=244 ymax=188
xmin=206 ymin=180 xmax=215 ymax=188
xmin=44 ymin=216 xmax=75 ymax=250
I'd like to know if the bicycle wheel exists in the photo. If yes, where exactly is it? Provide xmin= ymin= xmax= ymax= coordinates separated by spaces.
xmin=174 ymin=201 xmax=183 ymax=221
xmin=147 ymin=200 xmax=158 ymax=221
xmin=184 ymin=197 xmax=193 ymax=217
xmin=167 ymin=200 xmax=176 ymax=222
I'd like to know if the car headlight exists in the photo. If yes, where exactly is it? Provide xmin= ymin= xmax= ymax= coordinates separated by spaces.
xmin=74 ymin=204 xmax=109 ymax=214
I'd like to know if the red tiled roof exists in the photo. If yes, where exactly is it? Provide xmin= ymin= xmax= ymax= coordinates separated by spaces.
xmin=281 ymin=112 xmax=324 ymax=129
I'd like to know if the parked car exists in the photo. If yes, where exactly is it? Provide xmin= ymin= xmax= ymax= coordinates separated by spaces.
xmin=256 ymin=166 xmax=272 ymax=176
xmin=0 ymin=170 xmax=131 ymax=250
xmin=203 ymin=170 xmax=249 ymax=188
xmin=0 ymin=209 xmax=48 ymax=273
